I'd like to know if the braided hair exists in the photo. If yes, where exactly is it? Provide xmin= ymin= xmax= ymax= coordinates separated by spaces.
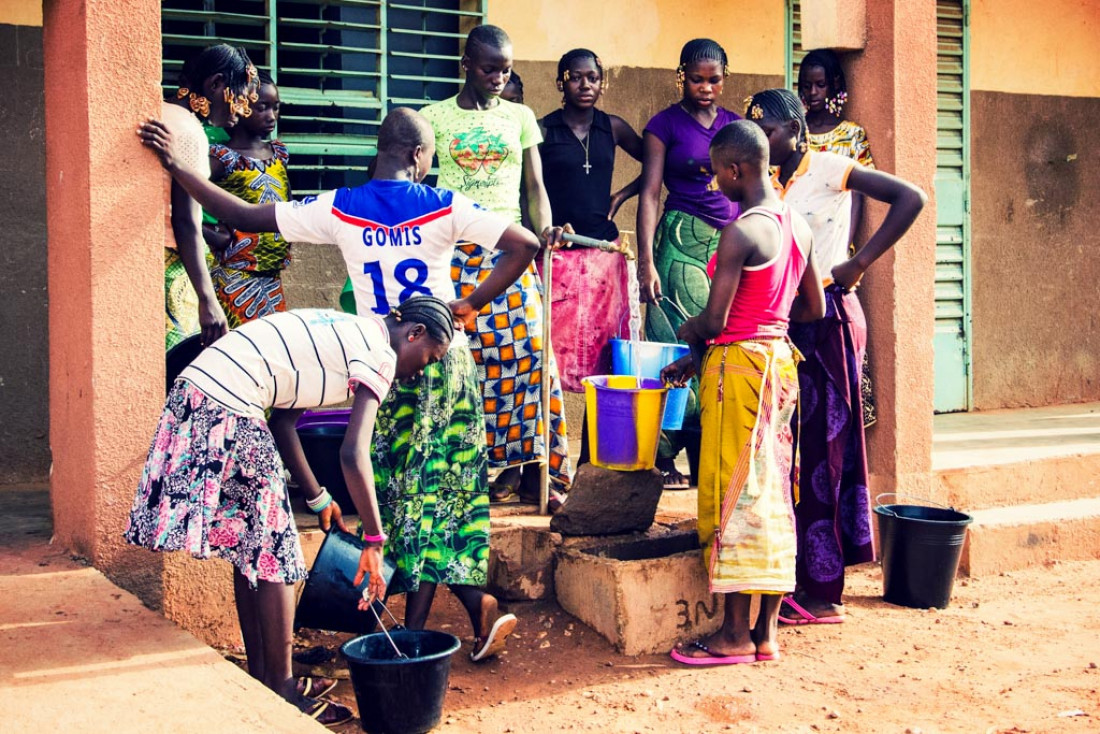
xmin=798 ymin=48 xmax=847 ymax=102
xmin=557 ymin=48 xmax=604 ymax=84
xmin=678 ymin=38 xmax=730 ymax=77
xmin=179 ymin=44 xmax=256 ymax=100
xmin=391 ymin=295 xmax=455 ymax=344
xmin=746 ymin=88 xmax=808 ymax=150
xmin=464 ymin=24 xmax=511 ymax=60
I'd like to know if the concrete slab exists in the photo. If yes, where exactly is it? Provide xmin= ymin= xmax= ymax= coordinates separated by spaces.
xmin=0 ymin=544 xmax=325 ymax=733
xmin=961 ymin=497 xmax=1100 ymax=576
xmin=933 ymin=401 xmax=1100 ymax=471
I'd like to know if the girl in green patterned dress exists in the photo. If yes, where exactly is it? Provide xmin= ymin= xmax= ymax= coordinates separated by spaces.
xmin=636 ymin=39 xmax=741 ymax=488
xmin=206 ymin=71 xmax=293 ymax=327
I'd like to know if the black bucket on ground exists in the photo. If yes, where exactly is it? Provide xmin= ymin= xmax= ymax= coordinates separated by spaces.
xmin=874 ymin=495 xmax=973 ymax=609
xmin=342 ymin=629 xmax=461 ymax=734
xmin=294 ymin=529 xmax=395 ymax=634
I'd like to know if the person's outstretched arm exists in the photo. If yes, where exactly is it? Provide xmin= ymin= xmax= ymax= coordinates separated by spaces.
xmin=450 ymin=223 xmax=540 ymax=328
xmin=832 ymin=166 xmax=927 ymax=290
xmin=141 ymin=119 xmax=279 ymax=234
xmin=522 ymin=144 xmax=566 ymax=248
xmin=269 ymin=408 xmax=351 ymax=535
xmin=636 ymin=132 xmax=666 ymax=303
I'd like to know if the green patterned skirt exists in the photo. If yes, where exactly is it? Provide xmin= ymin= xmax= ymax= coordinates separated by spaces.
xmin=165 ymin=248 xmax=201 ymax=351
xmin=372 ymin=344 xmax=489 ymax=593
xmin=645 ymin=210 xmax=722 ymax=458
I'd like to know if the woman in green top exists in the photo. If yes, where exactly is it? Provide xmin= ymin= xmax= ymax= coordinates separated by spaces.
xmin=421 ymin=24 xmax=570 ymax=505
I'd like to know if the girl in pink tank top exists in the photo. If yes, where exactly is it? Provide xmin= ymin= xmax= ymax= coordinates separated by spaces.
xmin=705 ymin=204 xmax=809 ymax=344
xmin=662 ymin=121 xmax=825 ymax=667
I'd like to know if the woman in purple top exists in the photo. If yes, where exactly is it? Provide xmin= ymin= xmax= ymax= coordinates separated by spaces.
xmin=636 ymin=38 xmax=740 ymax=489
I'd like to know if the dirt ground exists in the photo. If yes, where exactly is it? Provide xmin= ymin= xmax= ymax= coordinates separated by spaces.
xmin=284 ymin=559 xmax=1100 ymax=734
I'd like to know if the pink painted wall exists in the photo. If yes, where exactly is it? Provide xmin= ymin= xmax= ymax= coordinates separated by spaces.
xmin=45 ymin=0 xmax=166 ymax=584
xmin=848 ymin=0 xmax=938 ymax=497
xmin=45 ymin=0 xmax=247 ymax=646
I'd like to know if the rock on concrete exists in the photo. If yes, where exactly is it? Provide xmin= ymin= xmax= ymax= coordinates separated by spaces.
xmin=550 ymin=464 xmax=663 ymax=536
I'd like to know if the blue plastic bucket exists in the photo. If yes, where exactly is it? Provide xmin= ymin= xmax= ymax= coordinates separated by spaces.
xmin=583 ymin=376 xmax=668 ymax=471
xmin=608 ymin=339 xmax=690 ymax=430
xmin=294 ymin=529 xmax=396 ymax=634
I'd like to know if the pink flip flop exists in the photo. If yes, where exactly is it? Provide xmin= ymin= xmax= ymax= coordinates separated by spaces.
xmin=670 ymin=641 xmax=756 ymax=666
xmin=755 ymin=650 xmax=781 ymax=662
xmin=778 ymin=596 xmax=846 ymax=625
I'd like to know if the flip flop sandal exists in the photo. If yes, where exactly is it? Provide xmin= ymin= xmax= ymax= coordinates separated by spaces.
xmin=298 ymin=676 xmax=337 ymax=699
xmin=669 ymin=640 xmax=756 ymax=666
xmin=778 ymin=596 xmax=846 ymax=625
xmin=471 ymin=613 xmax=518 ymax=662
xmin=304 ymin=698 xmax=355 ymax=728
xmin=755 ymin=650 xmax=781 ymax=662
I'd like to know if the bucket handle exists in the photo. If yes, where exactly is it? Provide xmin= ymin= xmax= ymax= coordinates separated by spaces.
xmin=365 ymin=595 xmax=409 ymax=660
xmin=874 ymin=493 xmax=957 ymax=517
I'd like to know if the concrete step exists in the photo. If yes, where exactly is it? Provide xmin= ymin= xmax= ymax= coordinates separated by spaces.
xmin=961 ymin=497 xmax=1100 ymax=576
xmin=933 ymin=451 xmax=1100 ymax=511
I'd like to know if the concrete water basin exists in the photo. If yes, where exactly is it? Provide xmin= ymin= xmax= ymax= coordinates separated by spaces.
xmin=554 ymin=530 xmax=722 ymax=655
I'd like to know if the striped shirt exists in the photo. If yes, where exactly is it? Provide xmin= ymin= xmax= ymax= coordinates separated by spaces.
xmin=178 ymin=309 xmax=396 ymax=420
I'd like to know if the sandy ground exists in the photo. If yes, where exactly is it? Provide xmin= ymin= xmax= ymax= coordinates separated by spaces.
xmin=290 ymin=560 xmax=1100 ymax=734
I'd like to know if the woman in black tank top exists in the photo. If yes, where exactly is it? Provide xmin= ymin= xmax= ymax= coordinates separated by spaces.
xmin=535 ymin=48 xmax=643 ymax=468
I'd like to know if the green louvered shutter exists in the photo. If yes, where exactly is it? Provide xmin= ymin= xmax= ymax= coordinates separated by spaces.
xmin=933 ymin=0 xmax=972 ymax=412
xmin=161 ymin=0 xmax=485 ymax=196
xmin=786 ymin=0 xmax=806 ymax=91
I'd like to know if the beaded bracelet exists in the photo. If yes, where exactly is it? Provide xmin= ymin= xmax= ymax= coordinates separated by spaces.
xmin=306 ymin=488 xmax=333 ymax=514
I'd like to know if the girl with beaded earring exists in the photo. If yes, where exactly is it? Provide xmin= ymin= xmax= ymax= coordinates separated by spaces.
xmin=162 ymin=44 xmax=258 ymax=350
xmin=538 ymin=49 xmax=643 ymax=465
xmin=798 ymin=48 xmax=879 ymax=427
xmin=204 ymin=70 xmax=294 ymax=328
xmin=637 ymin=38 xmax=741 ymax=490
xmin=744 ymin=88 xmax=926 ymax=626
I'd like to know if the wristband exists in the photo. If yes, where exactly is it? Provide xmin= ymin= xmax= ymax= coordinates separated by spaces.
xmin=362 ymin=532 xmax=387 ymax=544
xmin=306 ymin=488 xmax=333 ymax=514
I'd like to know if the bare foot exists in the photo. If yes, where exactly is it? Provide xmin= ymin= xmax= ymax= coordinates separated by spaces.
xmin=790 ymin=591 xmax=845 ymax=619
xmin=672 ymin=630 xmax=755 ymax=660
xmin=490 ymin=468 xmax=521 ymax=502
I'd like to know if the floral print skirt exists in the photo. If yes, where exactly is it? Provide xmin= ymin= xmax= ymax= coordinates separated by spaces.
xmin=124 ymin=379 xmax=307 ymax=588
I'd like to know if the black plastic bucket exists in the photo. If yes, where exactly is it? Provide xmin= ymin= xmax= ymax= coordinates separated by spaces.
xmin=296 ymin=410 xmax=355 ymax=510
xmin=874 ymin=495 xmax=973 ymax=609
xmin=342 ymin=629 xmax=461 ymax=734
xmin=294 ymin=529 xmax=395 ymax=634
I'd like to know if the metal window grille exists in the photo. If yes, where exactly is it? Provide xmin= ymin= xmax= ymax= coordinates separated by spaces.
xmin=161 ymin=0 xmax=485 ymax=195
xmin=786 ymin=0 xmax=806 ymax=90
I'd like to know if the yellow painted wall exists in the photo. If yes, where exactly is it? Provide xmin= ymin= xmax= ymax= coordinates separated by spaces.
xmin=972 ymin=0 xmax=1100 ymax=97
xmin=487 ymin=0 xmax=785 ymax=75
xmin=0 ymin=0 xmax=41 ymax=26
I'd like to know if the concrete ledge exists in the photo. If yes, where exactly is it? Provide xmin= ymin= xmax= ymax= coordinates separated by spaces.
xmin=934 ymin=452 xmax=1100 ymax=511
xmin=1 ymin=545 xmax=325 ymax=733
xmin=961 ymin=497 xmax=1100 ymax=576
